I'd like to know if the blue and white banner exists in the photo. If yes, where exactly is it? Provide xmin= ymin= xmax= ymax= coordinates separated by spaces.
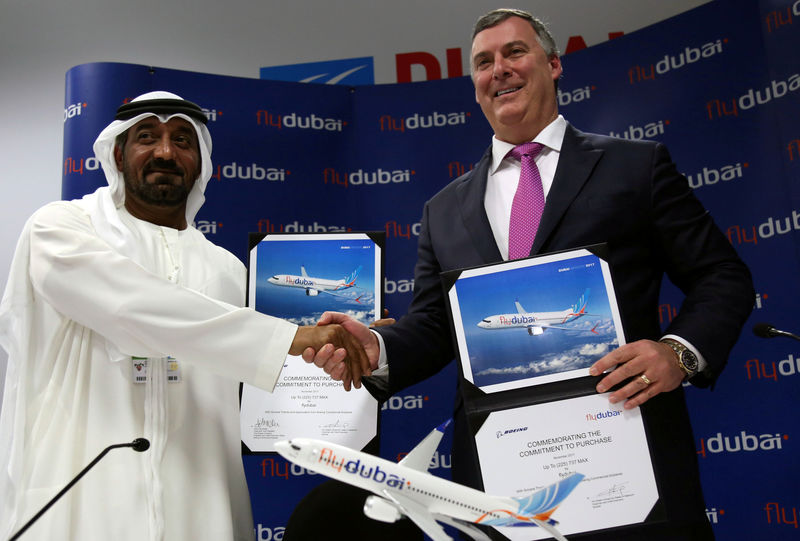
xmin=62 ymin=1 xmax=799 ymax=538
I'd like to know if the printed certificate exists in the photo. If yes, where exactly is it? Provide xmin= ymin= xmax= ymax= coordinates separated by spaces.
xmin=474 ymin=393 xmax=658 ymax=539
xmin=240 ymin=232 xmax=382 ymax=452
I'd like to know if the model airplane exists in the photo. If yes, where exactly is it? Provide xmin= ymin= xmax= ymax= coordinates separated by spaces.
xmin=477 ymin=289 xmax=598 ymax=336
xmin=267 ymin=265 xmax=362 ymax=299
xmin=274 ymin=420 xmax=583 ymax=541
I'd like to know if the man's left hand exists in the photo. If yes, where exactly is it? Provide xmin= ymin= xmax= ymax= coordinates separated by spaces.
xmin=589 ymin=339 xmax=685 ymax=409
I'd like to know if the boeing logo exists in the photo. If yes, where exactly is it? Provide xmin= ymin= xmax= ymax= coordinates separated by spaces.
xmin=496 ymin=427 xmax=528 ymax=439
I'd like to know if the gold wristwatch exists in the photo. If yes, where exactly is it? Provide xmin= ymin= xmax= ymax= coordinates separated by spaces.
xmin=660 ymin=338 xmax=699 ymax=379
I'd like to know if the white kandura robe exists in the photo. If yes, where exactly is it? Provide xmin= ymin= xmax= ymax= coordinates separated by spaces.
xmin=0 ymin=201 xmax=297 ymax=540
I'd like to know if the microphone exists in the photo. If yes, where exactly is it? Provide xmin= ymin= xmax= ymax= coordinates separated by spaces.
xmin=753 ymin=323 xmax=800 ymax=342
xmin=10 ymin=438 xmax=150 ymax=540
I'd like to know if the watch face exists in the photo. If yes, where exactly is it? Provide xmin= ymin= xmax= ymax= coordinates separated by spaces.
xmin=682 ymin=351 xmax=698 ymax=371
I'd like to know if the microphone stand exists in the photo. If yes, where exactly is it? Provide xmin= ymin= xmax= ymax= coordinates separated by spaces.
xmin=10 ymin=439 xmax=149 ymax=540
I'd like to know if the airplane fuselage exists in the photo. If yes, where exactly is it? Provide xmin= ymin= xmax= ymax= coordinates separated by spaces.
xmin=267 ymin=274 xmax=349 ymax=292
xmin=276 ymin=438 xmax=519 ymax=525
xmin=478 ymin=309 xmax=577 ymax=330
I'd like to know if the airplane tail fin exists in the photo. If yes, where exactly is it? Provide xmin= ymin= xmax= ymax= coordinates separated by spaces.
xmin=512 ymin=472 xmax=584 ymax=519
xmin=345 ymin=265 xmax=362 ymax=286
xmin=514 ymin=299 xmax=527 ymax=314
xmin=572 ymin=288 xmax=590 ymax=314
xmin=301 ymin=266 xmax=309 ymax=278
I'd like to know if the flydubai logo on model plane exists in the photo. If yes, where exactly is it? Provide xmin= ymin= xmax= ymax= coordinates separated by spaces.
xmin=275 ymin=420 xmax=584 ymax=541
xmin=268 ymin=265 xmax=363 ymax=301
xmin=478 ymin=289 xmax=598 ymax=336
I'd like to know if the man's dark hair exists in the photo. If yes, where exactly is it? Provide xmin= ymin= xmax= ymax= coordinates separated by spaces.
xmin=472 ymin=8 xmax=560 ymax=58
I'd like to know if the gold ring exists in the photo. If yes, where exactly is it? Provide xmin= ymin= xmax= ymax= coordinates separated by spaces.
xmin=640 ymin=374 xmax=652 ymax=386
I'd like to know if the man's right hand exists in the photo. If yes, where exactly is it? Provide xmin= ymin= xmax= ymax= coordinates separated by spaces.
xmin=300 ymin=312 xmax=381 ymax=389
xmin=289 ymin=323 xmax=370 ymax=391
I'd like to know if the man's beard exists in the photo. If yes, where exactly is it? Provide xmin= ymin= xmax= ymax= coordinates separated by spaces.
xmin=123 ymin=159 xmax=194 ymax=207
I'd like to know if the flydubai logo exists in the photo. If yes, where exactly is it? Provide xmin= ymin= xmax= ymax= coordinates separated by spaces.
xmin=697 ymin=430 xmax=788 ymax=457
xmin=320 ymin=448 xmax=409 ymax=490
xmin=764 ymin=502 xmax=799 ymax=529
xmin=765 ymin=1 xmax=800 ymax=33
xmin=323 ymin=167 xmax=414 ymax=188
xmin=745 ymin=354 xmax=800 ymax=381
xmin=706 ymin=74 xmax=800 ymax=119
xmin=381 ymin=394 xmax=428 ymax=411
xmin=684 ymin=161 xmax=748 ymax=190
xmin=63 ymin=155 xmax=100 ymax=176
xmin=256 ymin=218 xmax=352 ymax=234
xmin=628 ymin=39 xmax=727 ymax=84
xmin=385 ymin=221 xmax=421 ymax=239
xmin=585 ymin=409 xmax=621 ymax=421
xmin=378 ymin=111 xmax=470 ymax=132
xmin=64 ymin=101 xmax=87 ymax=122
xmin=788 ymin=139 xmax=800 ymax=161
xmin=726 ymin=209 xmax=800 ymax=246
xmin=608 ymin=119 xmax=668 ymax=140
xmin=384 ymin=277 xmax=414 ymax=295
xmin=192 ymin=220 xmax=222 ymax=235
xmin=261 ymin=457 xmax=318 ymax=479
xmin=706 ymin=507 xmax=725 ymax=525
xmin=256 ymin=110 xmax=346 ymax=132
xmin=447 ymin=160 xmax=475 ymax=179
xmin=557 ymin=85 xmax=595 ymax=106
xmin=211 ymin=162 xmax=288 ymax=182
xmin=202 ymin=108 xmax=221 ymax=122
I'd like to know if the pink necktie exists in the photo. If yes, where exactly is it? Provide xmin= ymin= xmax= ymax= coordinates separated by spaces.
xmin=508 ymin=142 xmax=545 ymax=259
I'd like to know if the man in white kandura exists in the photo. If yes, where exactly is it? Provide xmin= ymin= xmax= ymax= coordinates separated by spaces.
xmin=0 ymin=91 xmax=368 ymax=540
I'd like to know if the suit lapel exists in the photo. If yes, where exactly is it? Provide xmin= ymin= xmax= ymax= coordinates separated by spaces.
xmin=455 ymin=147 xmax=503 ymax=264
xmin=531 ymin=124 xmax=603 ymax=254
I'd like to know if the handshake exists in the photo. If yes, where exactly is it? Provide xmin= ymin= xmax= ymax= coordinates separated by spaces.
xmin=288 ymin=311 xmax=394 ymax=391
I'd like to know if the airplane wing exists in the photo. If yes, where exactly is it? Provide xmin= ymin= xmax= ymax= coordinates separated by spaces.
xmin=383 ymin=490 xmax=453 ymax=541
xmin=398 ymin=419 xmax=451 ymax=472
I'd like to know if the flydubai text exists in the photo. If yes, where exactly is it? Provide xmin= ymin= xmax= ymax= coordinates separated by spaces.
xmin=320 ymin=448 xmax=409 ymax=490
xmin=212 ymin=162 xmax=288 ymax=182
xmin=697 ymin=431 xmax=787 ymax=457
xmin=379 ymin=111 xmax=469 ymax=132
xmin=608 ymin=120 xmax=667 ymax=140
xmin=64 ymin=102 xmax=86 ymax=122
xmin=628 ymin=39 xmax=726 ymax=83
xmin=706 ymin=74 xmax=800 ymax=119
xmin=256 ymin=110 xmax=346 ymax=132
xmin=323 ymin=167 xmax=414 ymax=187
xmin=684 ymin=161 xmax=747 ymax=190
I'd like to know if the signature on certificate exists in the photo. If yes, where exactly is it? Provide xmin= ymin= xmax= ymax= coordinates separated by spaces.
xmin=254 ymin=417 xmax=279 ymax=429
xmin=592 ymin=481 xmax=630 ymax=500
xmin=319 ymin=419 xmax=351 ymax=430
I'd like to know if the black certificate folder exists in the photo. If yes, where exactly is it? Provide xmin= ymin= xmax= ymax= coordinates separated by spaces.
xmin=441 ymin=245 xmax=666 ymax=540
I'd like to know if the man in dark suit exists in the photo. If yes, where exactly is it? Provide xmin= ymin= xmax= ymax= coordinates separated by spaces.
xmin=302 ymin=8 xmax=753 ymax=540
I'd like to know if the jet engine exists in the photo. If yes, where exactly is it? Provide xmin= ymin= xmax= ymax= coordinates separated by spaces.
xmin=305 ymin=289 xmax=319 ymax=296
xmin=363 ymin=495 xmax=402 ymax=523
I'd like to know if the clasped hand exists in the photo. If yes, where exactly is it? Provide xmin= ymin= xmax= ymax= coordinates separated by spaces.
xmin=298 ymin=311 xmax=387 ymax=390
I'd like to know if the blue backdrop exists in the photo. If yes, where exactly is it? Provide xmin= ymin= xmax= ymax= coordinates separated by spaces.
xmin=61 ymin=0 xmax=799 ymax=539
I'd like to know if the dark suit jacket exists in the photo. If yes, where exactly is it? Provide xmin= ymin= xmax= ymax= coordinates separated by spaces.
xmin=369 ymin=124 xmax=754 ymax=539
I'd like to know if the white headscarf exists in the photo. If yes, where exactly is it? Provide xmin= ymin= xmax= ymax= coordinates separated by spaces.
xmin=76 ymin=90 xmax=213 ymax=261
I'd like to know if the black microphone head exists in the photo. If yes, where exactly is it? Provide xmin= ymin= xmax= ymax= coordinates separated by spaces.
xmin=131 ymin=438 xmax=151 ymax=452
xmin=753 ymin=323 xmax=776 ymax=338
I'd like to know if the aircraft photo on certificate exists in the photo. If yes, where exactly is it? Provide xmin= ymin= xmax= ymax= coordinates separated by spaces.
xmin=447 ymin=248 xmax=625 ymax=393
xmin=240 ymin=232 xmax=382 ymax=453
